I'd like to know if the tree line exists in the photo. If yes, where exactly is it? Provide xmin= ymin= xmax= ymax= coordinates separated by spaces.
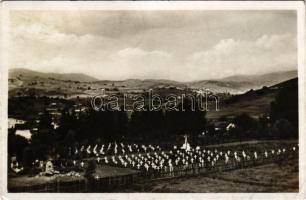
xmin=8 ymin=81 xmax=298 ymax=169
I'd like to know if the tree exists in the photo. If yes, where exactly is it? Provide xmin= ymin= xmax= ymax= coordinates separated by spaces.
xmin=116 ymin=107 xmax=129 ymax=140
xmin=270 ymin=80 xmax=298 ymax=136
xmin=64 ymin=129 xmax=77 ymax=146
xmin=257 ymin=115 xmax=270 ymax=139
xmin=79 ymin=108 xmax=117 ymax=141
xmin=271 ymin=119 xmax=294 ymax=139
xmin=274 ymin=89 xmax=297 ymax=126
xmin=57 ymin=109 xmax=77 ymax=141
xmin=30 ymin=110 xmax=56 ymax=161
xmin=8 ymin=130 xmax=29 ymax=161
xmin=38 ymin=110 xmax=53 ymax=131
xmin=128 ymin=111 xmax=146 ymax=141
xmin=233 ymin=113 xmax=257 ymax=139
xmin=22 ymin=147 xmax=35 ymax=169
xmin=164 ymin=98 xmax=207 ymax=143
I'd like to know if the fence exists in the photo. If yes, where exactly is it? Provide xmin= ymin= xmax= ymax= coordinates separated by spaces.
xmin=140 ymin=151 xmax=298 ymax=181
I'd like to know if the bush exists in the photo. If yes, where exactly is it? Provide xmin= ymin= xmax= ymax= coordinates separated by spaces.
xmin=271 ymin=119 xmax=294 ymax=139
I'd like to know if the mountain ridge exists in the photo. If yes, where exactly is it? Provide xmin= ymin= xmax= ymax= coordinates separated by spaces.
xmin=9 ymin=68 xmax=99 ymax=82
xmin=9 ymin=68 xmax=298 ymax=95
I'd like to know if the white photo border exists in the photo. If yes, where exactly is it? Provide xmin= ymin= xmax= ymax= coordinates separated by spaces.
xmin=0 ymin=1 xmax=305 ymax=200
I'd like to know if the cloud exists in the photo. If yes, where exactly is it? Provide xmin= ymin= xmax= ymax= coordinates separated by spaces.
xmin=10 ymin=11 xmax=204 ymax=38
xmin=117 ymin=48 xmax=171 ymax=58
xmin=106 ymin=48 xmax=173 ymax=80
xmin=10 ymin=23 xmax=118 ymax=72
xmin=186 ymin=34 xmax=296 ymax=80
xmin=9 ymin=23 xmax=174 ymax=80
xmin=9 ymin=11 xmax=297 ymax=82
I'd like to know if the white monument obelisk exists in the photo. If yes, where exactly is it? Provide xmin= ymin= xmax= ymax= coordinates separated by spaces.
xmin=181 ymin=134 xmax=191 ymax=151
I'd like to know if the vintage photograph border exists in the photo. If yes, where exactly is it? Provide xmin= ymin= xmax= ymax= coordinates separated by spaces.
xmin=0 ymin=1 xmax=305 ymax=199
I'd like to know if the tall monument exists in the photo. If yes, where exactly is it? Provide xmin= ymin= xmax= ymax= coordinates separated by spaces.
xmin=181 ymin=134 xmax=191 ymax=151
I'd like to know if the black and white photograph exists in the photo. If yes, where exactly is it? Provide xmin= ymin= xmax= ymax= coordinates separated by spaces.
xmin=0 ymin=1 xmax=305 ymax=199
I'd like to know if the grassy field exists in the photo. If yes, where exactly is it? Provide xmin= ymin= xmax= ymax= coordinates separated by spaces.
xmin=122 ymin=159 xmax=298 ymax=193
xmin=8 ymin=173 xmax=85 ymax=189
xmin=207 ymin=92 xmax=276 ymax=120
xmin=8 ymin=165 xmax=138 ymax=189
xmin=92 ymin=165 xmax=139 ymax=178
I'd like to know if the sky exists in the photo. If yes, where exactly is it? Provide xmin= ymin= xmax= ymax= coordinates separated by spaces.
xmin=9 ymin=10 xmax=297 ymax=82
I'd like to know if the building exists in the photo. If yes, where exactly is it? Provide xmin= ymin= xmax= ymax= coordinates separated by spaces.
xmin=8 ymin=118 xmax=26 ymax=129
xmin=15 ymin=129 xmax=32 ymax=140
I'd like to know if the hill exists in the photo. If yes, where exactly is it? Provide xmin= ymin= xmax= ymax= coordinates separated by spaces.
xmin=8 ymin=68 xmax=297 ymax=97
xmin=94 ymin=79 xmax=186 ymax=90
xmin=207 ymin=78 xmax=298 ymax=120
xmin=219 ymin=70 xmax=297 ymax=83
xmin=187 ymin=70 xmax=297 ymax=94
xmin=9 ymin=68 xmax=98 ymax=82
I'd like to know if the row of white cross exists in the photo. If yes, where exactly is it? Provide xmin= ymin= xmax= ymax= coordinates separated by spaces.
xmin=73 ymin=143 xmax=162 ymax=156
xmin=88 ymin=145 xmax=298 ymax=172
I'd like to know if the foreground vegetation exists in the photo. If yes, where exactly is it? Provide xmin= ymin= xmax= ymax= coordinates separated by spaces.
xmin=121 ymin=159 xmax=298 ymax=193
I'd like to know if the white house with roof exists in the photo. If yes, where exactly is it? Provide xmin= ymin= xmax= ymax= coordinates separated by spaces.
xmin=15 ymin=129 xmax=32 ymax=140
xmin=8 ymin=118 xmax=26 ymax=129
